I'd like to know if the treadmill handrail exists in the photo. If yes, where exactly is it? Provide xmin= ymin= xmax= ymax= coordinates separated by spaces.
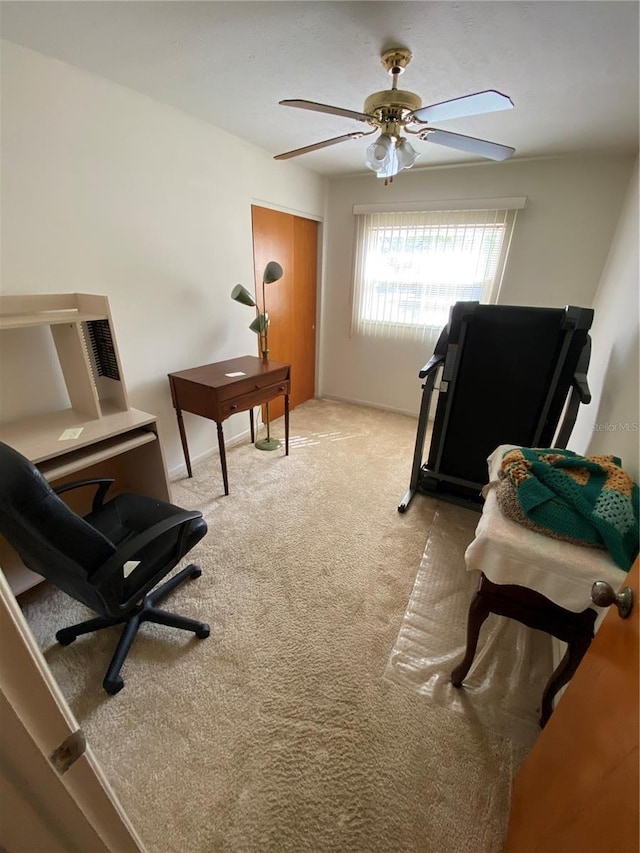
xmin=419 ymin=353 xmax=445 ymax=379
xmin=571 ymin=337 xmax=592 ymax=404
xmin=573 ymin=372 xmax=591 ymax=404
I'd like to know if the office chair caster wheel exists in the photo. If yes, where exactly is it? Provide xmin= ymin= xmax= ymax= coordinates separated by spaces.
xmin=104 ymin=676 xmax=124 ymax=695
xmin=189 ymin=565 xmax=202 ymax=580
xmin=56 ymin=629 xmax=77 ymax=646
xmin=196 ymin=624 xmax=210 ymax=639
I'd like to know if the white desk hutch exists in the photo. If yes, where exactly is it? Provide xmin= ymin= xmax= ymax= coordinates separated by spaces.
xmin=0 ymin=293 xmax=171 ymax=595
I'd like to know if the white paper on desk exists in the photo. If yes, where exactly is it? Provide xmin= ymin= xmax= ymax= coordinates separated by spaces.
xmin=225 ymin=371 xmax=246 ymax=377
xmin=58 ymin=427 xmax=84 ymax=440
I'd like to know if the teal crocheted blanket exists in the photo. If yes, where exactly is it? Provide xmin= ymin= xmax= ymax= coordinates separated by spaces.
xmin=500 ymin=447 xmax=639 ymax=571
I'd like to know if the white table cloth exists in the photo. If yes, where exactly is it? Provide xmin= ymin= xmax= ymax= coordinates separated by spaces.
xmin=464 ymin=445 xmax=628 ymax=614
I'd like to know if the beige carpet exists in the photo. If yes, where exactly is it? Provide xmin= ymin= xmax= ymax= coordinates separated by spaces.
xmin=21 ymin=399 xmax=546 ymax=853
xmin=385 ymin=500 xmax=553 ymax=744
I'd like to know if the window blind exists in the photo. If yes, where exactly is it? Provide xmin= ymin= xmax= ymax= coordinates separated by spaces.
xmin=351 ymin=206 xmax=519 ymax=343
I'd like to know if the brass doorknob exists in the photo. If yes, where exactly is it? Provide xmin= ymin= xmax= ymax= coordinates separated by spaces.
xmin=591 ymin=581 xmax=634 ymax=618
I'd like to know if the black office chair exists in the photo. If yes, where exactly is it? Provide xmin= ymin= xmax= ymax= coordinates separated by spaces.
xmin=0 ymin=440 xmax=210 ymax=694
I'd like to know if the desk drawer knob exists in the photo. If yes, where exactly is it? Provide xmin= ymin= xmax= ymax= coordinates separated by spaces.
xmin=255 ymin=384 xmax=260 ymax=390
xmin=278 ymin=385 xmax=285 ymax=391
xmin=229 ymin=404 xmax=237 ymax=411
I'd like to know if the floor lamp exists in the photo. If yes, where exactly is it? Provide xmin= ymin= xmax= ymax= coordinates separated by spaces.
xmin=231 ymin=260 xmax=283 ymax=451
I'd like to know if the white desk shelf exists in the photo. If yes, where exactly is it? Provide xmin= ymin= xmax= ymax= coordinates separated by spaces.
xmin=0 ymin=293 xmax=171 ymax=595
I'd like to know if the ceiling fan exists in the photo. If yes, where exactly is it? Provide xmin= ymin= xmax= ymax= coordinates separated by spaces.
xmin=274 ymin=48 xmax=515 ymax=183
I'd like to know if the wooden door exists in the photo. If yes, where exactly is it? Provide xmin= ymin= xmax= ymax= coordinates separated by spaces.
xmin=251 ymin=206 xmax=318 ymax=420
xmin=0 ymin=572 xmax=145 ymax=852
xmin=505 ymin=559 xmax=639 ymax=853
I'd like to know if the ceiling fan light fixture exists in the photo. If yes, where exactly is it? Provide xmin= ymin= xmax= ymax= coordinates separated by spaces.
xmin=275 ymin=48 xmax=515 ymax=182
xmin=365 ymin=133 xmax=393 ymax=171
xmin=376 ymin=145 xmax=400 ymax=180
xmin=396 ymin=138 xmax=418 ymax=170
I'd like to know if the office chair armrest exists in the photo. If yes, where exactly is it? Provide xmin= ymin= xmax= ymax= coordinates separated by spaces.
xmin=54 ymin=478 xmax=115 ymax=512
xmin=418 ymin=353 xmax=445 ymax=379
xmin=572 ymin=372 xmax=591 ymax=404
xmin=90 ymin=510 xmax=204 ymax=588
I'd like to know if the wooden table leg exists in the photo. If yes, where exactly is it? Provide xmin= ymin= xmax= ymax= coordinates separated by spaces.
xmin=451 ymin=586 xmax=491 ymax=686
xmin=540 ymin=627 xmax=593 ymax=728
xmin=249 ymin=409 xmax=255 ymax=443
xmin=452 ymin=572 xmax=596 ymax=727
xmin=216 ymin=421 xmax=229 ymax=496
xmin=175 ymin=408 xmax=193 ymax=478
xmin=284 ymin=393 xmax=290 ymax=456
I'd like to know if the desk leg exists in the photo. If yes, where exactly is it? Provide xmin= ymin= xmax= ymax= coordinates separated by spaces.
xmin=175 ymin=408 xmax=193 ymax=478
xmin=216 ymin=422 xmax=229 ymax=496
xmin=284 ymin=394 xmax=290 ymax=456
xmin=249 ymin=409 xmax=255 ymax=443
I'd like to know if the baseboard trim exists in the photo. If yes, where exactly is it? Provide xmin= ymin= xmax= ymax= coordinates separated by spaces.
xmin=320 ymin=394 xmax=420 ymax=420
xmin=168 ymin=396 xmax=424 ymax=480
xmin=167 ymin=425 xmax=256 ymax=480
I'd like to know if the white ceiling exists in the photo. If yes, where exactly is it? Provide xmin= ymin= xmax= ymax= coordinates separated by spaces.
xmin=1 ymin=1 xmax=638 ymax=176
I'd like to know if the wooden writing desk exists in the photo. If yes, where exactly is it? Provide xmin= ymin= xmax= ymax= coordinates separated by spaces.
xmin=168 ymin=355 xmax=291 ymax=495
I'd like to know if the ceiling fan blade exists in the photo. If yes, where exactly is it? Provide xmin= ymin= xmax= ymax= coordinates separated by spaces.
xmin=279 ymin=99 xmax=374 ymax=124
xmin=274 ymin=131 xmax=371 ymax=160
xmin=411 ymin=90 xmax=514 ymax=124
xmin=421 ymin=128 xmax=515 ymax=161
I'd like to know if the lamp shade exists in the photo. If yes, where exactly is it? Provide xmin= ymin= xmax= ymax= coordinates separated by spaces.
xmin=249 ymin=314 xmax=267 ymax=334
xmin=263 ymin=261 xmax=283 ymax=284
xmin=396 ymin=138 xmax=418 ymax=170
xmin=376 ymin=145 xmax=400 ymax=179
xmin=231 ymin=284 xmax=256 ymax=307
xmin=365 ymin=133 xmax=393 ymax=172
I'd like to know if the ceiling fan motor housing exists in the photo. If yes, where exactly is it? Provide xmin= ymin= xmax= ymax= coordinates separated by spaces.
xmin=363 ymin=89 xmax=423 ymax=132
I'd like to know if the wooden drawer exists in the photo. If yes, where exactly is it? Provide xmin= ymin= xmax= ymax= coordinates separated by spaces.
xmin=216 ymin=366 xmax=290 ymax=402
xmin=219 ymin=380 xmax=290 ymax=418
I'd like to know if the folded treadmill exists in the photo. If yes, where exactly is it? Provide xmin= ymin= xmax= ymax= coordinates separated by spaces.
xmin=398 ymin=302 xmax=593 ymax=512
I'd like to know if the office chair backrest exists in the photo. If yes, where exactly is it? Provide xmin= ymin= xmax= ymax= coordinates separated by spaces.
xmin=0 ymin=441 xmax=116 ymax=608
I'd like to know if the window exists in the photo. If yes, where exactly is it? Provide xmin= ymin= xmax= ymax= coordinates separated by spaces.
xmin=351 ymin=204 xmax=521 ymax=342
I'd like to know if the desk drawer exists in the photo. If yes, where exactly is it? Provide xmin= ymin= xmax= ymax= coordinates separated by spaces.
xmin=219 ymin=380 xmax=290 ymax=418
xmin=217 ymin=366 xmax=290 ymax=401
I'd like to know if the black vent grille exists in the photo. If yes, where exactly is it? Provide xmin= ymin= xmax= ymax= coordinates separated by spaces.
xmin=86 ymin=320 xmax=120 ymax=381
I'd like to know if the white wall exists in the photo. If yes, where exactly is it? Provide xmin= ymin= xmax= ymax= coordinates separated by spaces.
xmin=0 ymin=41 xmax=327 ymax=473
xmin=321 ymin=154 xmax=636 ymax=415
xmin=2 ymin=40 xmax=637 ymax=482
xmin=570 ymin=160 xmax=639 ymax=481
